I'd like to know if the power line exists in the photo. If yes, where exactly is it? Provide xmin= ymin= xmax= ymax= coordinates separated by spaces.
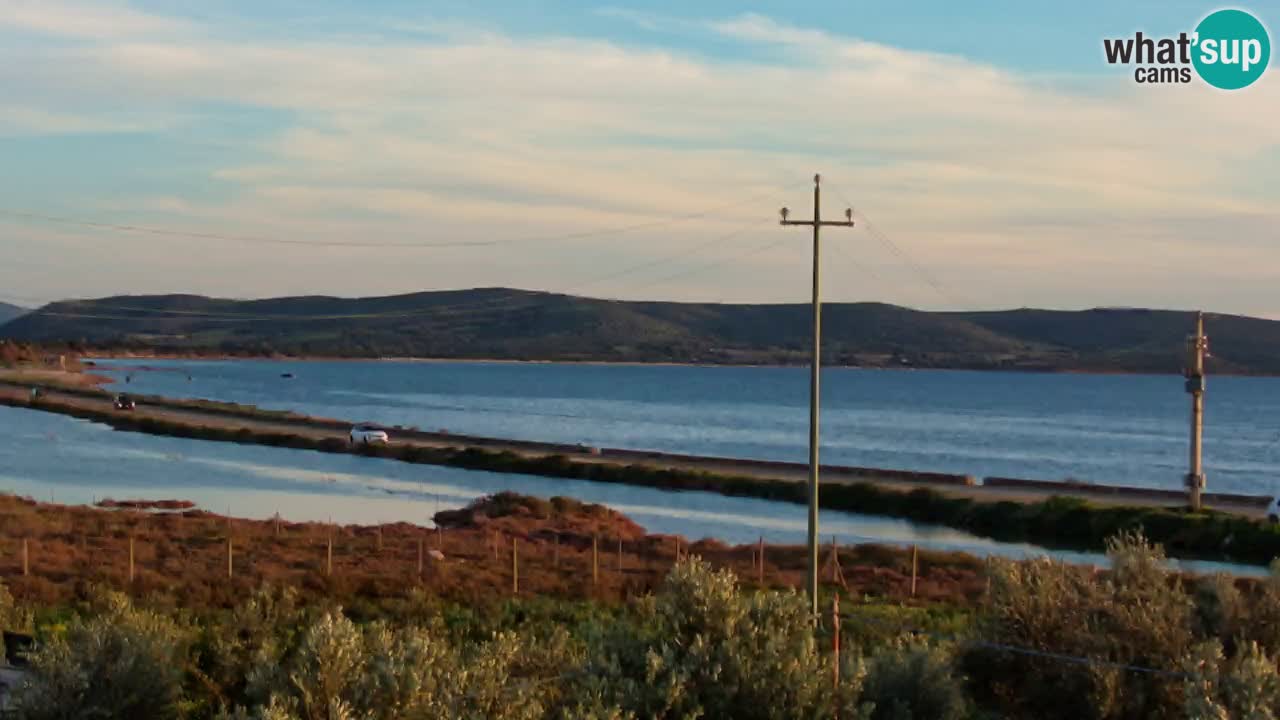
xmin=9 ymin=230 xmax=774 ymax=328
xmin=9 ymin=219 xmax=773 ymax=324
xmin=822 ymin=183 xmax=967 ymax=307
xmin=856 ymin=213 xmax=962 ymax=306
xmin=0 ymin=182 xmax=804 ymax=251
xmin=621 ymin=231 xmax=787 ymax=292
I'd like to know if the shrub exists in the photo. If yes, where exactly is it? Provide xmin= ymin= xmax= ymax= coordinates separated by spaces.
xmin=228 ymin=608 xmax=571 ymax=720
xmin=1183 ymin=640 xmax=1280 ymax=719
xmin=572 ymin=558 xmax=836 ymax=720
xmin=861 ymin=641 xmax=966 ymax=720
xmin=15 ymin=592 xmax=188 ymax=720
xmin=963 ymin=531 xmax=1194 ymax=719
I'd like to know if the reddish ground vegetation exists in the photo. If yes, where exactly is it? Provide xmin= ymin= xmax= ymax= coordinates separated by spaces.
xmin=95 ymin=498 xmax=197 ymax=511
xmin=433 ymin=492 xmax=647 ymax=542
xmin=0 ymin=492 xmax=988 ymax=610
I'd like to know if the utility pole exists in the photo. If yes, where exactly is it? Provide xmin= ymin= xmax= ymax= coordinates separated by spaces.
xmin=781 ymin=174 xmax=854 ymax=616
xmin=1185 ymin=311 xmax=1208 ymax=511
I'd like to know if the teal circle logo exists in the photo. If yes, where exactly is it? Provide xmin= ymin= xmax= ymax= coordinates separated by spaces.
xmin=1192 ymin=9 xmax=1271 ymax=89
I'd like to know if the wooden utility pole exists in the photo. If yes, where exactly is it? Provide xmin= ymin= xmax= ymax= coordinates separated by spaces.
xmin=781 ymin=174 xmax=855 ymax=617
xmin=1185 ymin=311 xmax=1208 ymax=511
xmin=910 ymin=545 xmax=919 ymax=597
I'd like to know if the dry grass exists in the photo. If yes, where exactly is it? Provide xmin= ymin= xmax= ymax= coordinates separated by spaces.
xmin=0 ymin=493 xmax=988 ymax=611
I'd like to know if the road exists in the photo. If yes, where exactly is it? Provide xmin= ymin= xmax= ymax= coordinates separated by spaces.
xmin=0 ymin=375 xmax=1269 ymax=520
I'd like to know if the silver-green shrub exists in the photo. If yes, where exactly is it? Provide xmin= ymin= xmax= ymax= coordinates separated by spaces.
xmin=14 ymin=592 xmax=188 ymax=720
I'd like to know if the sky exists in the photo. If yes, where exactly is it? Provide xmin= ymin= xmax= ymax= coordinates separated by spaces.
xmin=0 ymin=0 xmax=1278 ymax=314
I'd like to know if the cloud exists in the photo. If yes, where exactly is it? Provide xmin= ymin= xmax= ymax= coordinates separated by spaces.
xmin=0 ymin=0 xmax=188 ymax=39
xmin=1 ymin=6 xmax=1278 ymax=312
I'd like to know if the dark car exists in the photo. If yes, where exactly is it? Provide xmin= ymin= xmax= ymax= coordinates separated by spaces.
xmin=113 ymin=394 xmax=136 ymax=411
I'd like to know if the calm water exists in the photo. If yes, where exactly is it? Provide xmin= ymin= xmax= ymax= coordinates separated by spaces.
xmin=92 ymin=359 xmax=1280 ymax=496
xmin=0 ymin=405 xmax=1261 ymax=575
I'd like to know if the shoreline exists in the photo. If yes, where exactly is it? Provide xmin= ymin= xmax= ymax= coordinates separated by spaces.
xmin=1 ymin=377 xmax=1278 ymax=565
xmin=80 ymin=353 xmax=1222 ymax=379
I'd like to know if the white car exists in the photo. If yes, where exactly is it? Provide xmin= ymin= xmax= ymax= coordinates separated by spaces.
xmin=349 ymin=424 xmax=390 ymax=446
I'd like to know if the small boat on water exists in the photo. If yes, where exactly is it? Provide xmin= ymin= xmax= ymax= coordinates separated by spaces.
xmin=281 ymin=372 xmax=295 ymax=379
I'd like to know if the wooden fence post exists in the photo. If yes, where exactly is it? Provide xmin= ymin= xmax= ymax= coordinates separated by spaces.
xmin=227 ymin=536 xmax=234 ymax=579
xmin=592 ymin=535 xmax=599 ymax=586
xmin=417 ymin=536 xmax=424 ymax=577
xmin=21 ymin=538 xmax=28 ymax=577
xmin=326 ymin=532 xmax=333 ymax=577
xmin=376 ymin=526 xmax=383 ymax=552
xmin=910 ymin=545 xmax=918 ymax=598
xmin=758 ymin=536 xmax=765 ymax=586
xmin=512 ymin=538 xmax=519 ymax=595
xmin=832 ymin=594 xmax=841 ymax=694
xmin=617 ymin=538 xmax=623 ymax=573
xmin=129 ymin=536 xmax=135 ymax=583
xmin=553 ymin=533 xmax=560 ymax=568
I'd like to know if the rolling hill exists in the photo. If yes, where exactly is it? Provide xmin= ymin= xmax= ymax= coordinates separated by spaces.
xmin=0 ymin=301 xmax=25 ymax=325
xmin=0 ymin=288 xmax=1271 ymax=374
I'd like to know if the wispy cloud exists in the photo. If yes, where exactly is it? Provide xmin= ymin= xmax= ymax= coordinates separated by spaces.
xmin=0 ymin=0 xmax=189 ymax=38
xmin=1 ymin=4 xmax=1277 ymax=313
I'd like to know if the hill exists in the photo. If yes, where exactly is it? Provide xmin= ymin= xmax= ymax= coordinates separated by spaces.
xmin=0 ymin=287 xmax=1270 ymax=374
xmin=0 ymin=301 xmax=25 ymax=325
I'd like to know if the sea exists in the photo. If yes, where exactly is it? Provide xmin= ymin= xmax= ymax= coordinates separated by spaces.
xmin=0 ymin=359 xmax=1274 ymax=573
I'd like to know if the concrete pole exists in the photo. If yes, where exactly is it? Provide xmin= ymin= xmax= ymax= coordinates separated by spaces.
xmin=1186 ymin=311 xmax=1207 ymax=511
xmin=806 ymin=176 xmax=823 ymax=615
xmin=781 ymin=174 xmax=854 ymax=617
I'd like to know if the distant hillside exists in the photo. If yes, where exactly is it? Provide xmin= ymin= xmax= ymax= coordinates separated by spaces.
xmin=0 ymin=301 xmax=25 ymax=325
xmin=0 ymin=288 xmax=1270 ymax=374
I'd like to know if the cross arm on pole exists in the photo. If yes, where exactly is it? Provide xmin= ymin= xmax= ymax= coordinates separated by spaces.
xmin=780 ymin=205 xmax=855 ymax=227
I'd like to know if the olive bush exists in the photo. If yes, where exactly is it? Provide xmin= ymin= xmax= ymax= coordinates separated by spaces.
xmin=227 ymin=609 xmax=571 ymax=720
xmin=963 ymin=531 xmax=1195 ymax=720
xmin=15 ymin=591 xmax=189 ymax=720
xmin=1184 ymin=640 xmax=1280 ymax=719
xmin=861 ymin=641 xmax=965 ymax=720
xmin=570 ymin=557 xmax=838 ymax=720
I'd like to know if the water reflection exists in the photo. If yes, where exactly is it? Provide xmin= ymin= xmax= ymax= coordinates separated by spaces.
xmin=0 ymin=405 xmax=1266 ymax=577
